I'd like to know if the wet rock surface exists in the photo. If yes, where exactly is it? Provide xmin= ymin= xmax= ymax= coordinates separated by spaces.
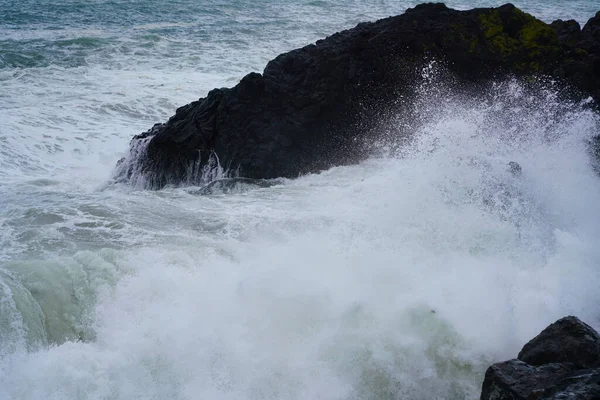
xmin=481 ymin=316 xmax=600 ymax=400
xmin=116 ymin=4 xmax=600 ymax=189
xmin=518 ymin=316 xmax=600 ymax=368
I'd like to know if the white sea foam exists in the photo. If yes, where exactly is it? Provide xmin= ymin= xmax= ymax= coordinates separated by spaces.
xmin=1 ymin=1 xmax=600 ymax=398
xmin=1 ymin=76 xmax=600 ymax=399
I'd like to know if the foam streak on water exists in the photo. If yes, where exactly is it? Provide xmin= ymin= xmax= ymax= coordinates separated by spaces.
xmin=1 ymin=1 xmax=600 ymax=399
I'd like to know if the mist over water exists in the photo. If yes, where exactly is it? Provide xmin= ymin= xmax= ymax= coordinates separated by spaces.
xmin=2 ymin=0 xmax=600 ymax=399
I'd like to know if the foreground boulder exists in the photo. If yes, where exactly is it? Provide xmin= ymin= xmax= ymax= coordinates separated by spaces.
xmin=518 ymin=316 xmax=600 ymax=368
xmin=480 ymin=316 xmax=600 ymax=400
xmin=116 ymin=4 xmax=600 ymax=189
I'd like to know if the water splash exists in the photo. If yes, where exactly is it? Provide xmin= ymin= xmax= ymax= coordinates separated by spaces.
xmin=113 ymin=135 xmax=229 ymax=189
xmin=2 ymin=76 xmax=600 ymax=399
xmin=187 ymin=150 xmax=227 ymax=186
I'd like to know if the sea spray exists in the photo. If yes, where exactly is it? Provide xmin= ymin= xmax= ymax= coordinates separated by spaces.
xmin=2 ymin=77 xmax=599 ymax=399
xmin=114 ymin=135 xmax=229 ymax=189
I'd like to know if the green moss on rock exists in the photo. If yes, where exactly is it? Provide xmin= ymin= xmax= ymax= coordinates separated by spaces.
xmin=479 ymin=10 xmax=504 ymax=39
xmin=476 ymin=6 xmax=561 ymax=73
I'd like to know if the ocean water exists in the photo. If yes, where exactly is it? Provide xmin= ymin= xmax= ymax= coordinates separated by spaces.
xmin=1 ymin=1 xmax=600 ymax=399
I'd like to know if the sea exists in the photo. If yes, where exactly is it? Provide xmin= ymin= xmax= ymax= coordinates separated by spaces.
xmin=1 ymin=1 xmax=600 ymax=399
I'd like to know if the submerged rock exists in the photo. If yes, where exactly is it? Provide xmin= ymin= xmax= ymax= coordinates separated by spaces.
xmin=116 ymin=4 xmax=600 ymax=189
xmin=188 ymin=177 xmax=278 ymax=195
xmin=480 ymin=316 xmax=600 ymax=400
xmin=507 ymin=161 xmax=522 ymax=177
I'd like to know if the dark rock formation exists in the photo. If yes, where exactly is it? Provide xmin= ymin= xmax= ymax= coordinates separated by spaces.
xmin=481 ymin=360 xmax=578 ymax=400
xmin=518 ymin=316 xmax=600 ymax=368
xmin=538 ymin=369 xmax=600 ymax=400
xmin=480 ymin=316 xmax=600 ymax=400
xmin=116 ymin=4 xmax=600 ymax=189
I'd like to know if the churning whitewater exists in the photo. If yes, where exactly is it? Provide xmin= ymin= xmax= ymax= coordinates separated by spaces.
xmin=1 ymin=0 xmax=600 ymax=399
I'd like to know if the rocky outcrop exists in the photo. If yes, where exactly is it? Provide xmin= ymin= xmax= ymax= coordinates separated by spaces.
xmin=480 ymin=316 xmax=600 ymax=400
xmin=518 ymin=316 xmax=600 ymax=368
xmin=116 ymin=4 xmax=600 ymax=189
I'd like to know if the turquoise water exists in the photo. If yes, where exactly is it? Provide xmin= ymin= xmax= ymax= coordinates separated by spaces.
xmin=1 ymin=1 xmax=600 ymax=399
